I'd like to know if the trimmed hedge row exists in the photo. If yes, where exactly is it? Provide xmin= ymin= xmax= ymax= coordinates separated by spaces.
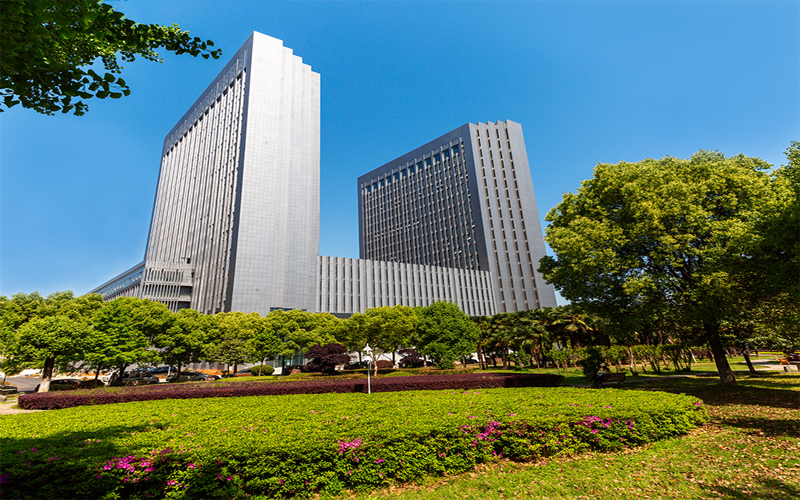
xmin=18 ymin=373 xmax=564 ymax=410
xmin=2 ymin=387 xmax=706 ymax=500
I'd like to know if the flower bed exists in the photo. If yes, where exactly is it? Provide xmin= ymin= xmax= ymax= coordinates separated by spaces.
xmin=17 ymin=372 xmax=564 ymax=410
xmin=1 ymin=387 xmax=706 ymax=499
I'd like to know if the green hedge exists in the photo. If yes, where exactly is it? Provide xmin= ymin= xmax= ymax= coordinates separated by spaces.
xmin=0 ymin=387 xmax=706 ymax=499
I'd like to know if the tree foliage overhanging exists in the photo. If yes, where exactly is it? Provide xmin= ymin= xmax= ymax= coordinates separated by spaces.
xmin=0 ymin=0 xmax=221 ymax=115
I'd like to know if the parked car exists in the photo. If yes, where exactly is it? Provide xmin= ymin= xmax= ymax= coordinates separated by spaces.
xmin=343 ymin=361 xmax=370 ymax=370
xmin=0 ymin=384 xmax=18 ymax=395
xmin=279 ymin=364 xmax=309 ymax=375
xmin=234 ymin=368 xmax=254 ymax=377
xmin=147 ymin=366 xmax=177 ymax=375
xmin=463 ymin=358 xmax=479 ymax=365
xmin=33 ymin=378 xmax=82 ymax=392
xmin=399 ymin=359 xmax=437 ymax=368
xmin=120 ymin=370 xmax=159 ymax=386
xmin=166 ymin=370 xmax=210 ymax=383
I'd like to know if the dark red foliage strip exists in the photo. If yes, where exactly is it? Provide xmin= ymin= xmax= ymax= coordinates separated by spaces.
xmin=17 ymin=373 xmax=563 ymax=410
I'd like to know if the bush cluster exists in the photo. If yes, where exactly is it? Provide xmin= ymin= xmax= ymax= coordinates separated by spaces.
xmin=18 ymin=373 xmax=564 ymax=410
xmin=2 ymin=387 xmax=706 ymax=499
xmin=247 ymin=365 xmax=274 ymax=376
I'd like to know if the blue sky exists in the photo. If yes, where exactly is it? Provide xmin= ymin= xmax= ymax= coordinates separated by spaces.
xmin=1 ymin=0 xmax=798 ymax=299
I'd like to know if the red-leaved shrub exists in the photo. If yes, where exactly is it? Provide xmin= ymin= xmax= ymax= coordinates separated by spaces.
xmin=18 ymin=373 xmax=563 ymax=410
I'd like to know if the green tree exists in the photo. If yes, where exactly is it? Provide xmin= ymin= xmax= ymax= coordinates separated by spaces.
xmin=268 ymin=310 xmax=338 ymax=364
xmin=15 ymin=316 xmax=92 ymax=392
xmin=152 ymin=308 xmax=210 ymax=381
xmin=540 ymin=150 xmax=782 ymax=385
xmin=343 ymin=305 xmax=417 ymax=375
xmin=416 ymin=301 xmax=479 ymax=369
xmin=547 ymin=305 xmax=595 ymax=349
xmin=1 ymin=293 xmax=46 ymax=378
xmin=1 ymin=291 xmax=103 ymax=384
xmin=89 ymin=297 xmax=171 ymax=380
xmin=252 ymin=315 xmax=282 ymax=375
xmin=1 ymin=0 xmax=220 ymax=115
xmin=208 ymin=312 xmax=259 ymax=374
xmin=486 ymin=312 xmax=515 ymax=369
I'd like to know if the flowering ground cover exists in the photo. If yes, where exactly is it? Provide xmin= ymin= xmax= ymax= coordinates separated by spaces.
xmin=0 ymin=387 xmax=704 ymax=499
xmin=344 ymin=373 xmax=800 ymax=500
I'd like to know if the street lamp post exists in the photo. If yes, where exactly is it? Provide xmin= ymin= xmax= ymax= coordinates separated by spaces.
xmin=364 ymin=344 xmax=372 ymax=394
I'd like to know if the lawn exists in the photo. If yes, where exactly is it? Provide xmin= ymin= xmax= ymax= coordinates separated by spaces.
xmin=344 ymin=373 xmax=800 ymax=500
xmin=480 ymin=355 xmax=773 ymax=386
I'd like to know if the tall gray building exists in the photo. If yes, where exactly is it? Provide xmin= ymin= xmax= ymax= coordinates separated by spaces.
xmin=93 ymin=34 xmax=550 ymax=318
xmin=94 ymin=32 xmax=320 ymax=314
xmin=358 ymin=121 xmax=557 ymax=313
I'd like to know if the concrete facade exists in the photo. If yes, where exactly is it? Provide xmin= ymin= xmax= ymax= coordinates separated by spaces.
xmin=317 ymin=256 xmax=496 ymax=317
xmin=95 ymin=33 xmax=320 ymax=315
xmin=358 ymin=121 xmax=557 ymax=313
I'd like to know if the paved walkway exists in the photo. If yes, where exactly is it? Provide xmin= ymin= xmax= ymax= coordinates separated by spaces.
xmin=0 ymin=400 xmax=41 ymax=415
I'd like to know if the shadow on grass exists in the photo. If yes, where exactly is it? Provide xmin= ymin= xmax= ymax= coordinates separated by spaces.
xmin=618 ymin=374 xmax=800 ymax=410
xmin=1 ymin=423 xmax=167 ymax=499
xmin=714 ymin=476 xmax=800 ymax=500
xmin=718 ymin=416 xmax=800 ymax=438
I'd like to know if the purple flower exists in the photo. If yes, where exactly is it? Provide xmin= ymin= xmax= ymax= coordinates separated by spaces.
xmin=336 ymin=438 xmax=363 ymax=453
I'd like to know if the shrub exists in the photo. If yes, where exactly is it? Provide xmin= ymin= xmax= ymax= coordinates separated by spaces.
xmin=579 ymin=346 xmax=605 ymax=382
xmin=18 ymin=373 xmax=564 ymax=410
xmin=398 ymin=348 xmax=423 ymax=368
xmin=305 ymin=343 xmax=351 ymax=373
xmin=375 ymin=359 xmax=393 ymax=370
xmin=2 ymin=387 xmax=707 ymax=500
xmin=248 ymin=365 xmax=275 ymax=376
xmin=509 ymin=352 xmax=531 ymax=371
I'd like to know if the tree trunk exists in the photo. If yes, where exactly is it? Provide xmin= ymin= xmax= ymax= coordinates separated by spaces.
xmin=176 ymin=361 xmax=182 ymax=382
xmin=741 ymin=343 xmax=756 ymax=375
xmin=477 ymin=343 xmax=486 ymax=370
xmin=94 ymin=364 xmax=103 ymax=380
xmin=258 ymin=357 xmax=265 ymax=376
xmin=38 ymin=357 xmax=55 ymax=392
xmin=706 ymin=322 xmax=737 ymax=385
xmin=628 ymin=346 xmax=639 ymax=375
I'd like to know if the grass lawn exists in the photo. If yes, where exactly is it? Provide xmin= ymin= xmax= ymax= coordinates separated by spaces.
xmin=344 ymin=373 xmax=800 ymax=500
xmin=479 ymin=356 xmax=773 ymax=386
